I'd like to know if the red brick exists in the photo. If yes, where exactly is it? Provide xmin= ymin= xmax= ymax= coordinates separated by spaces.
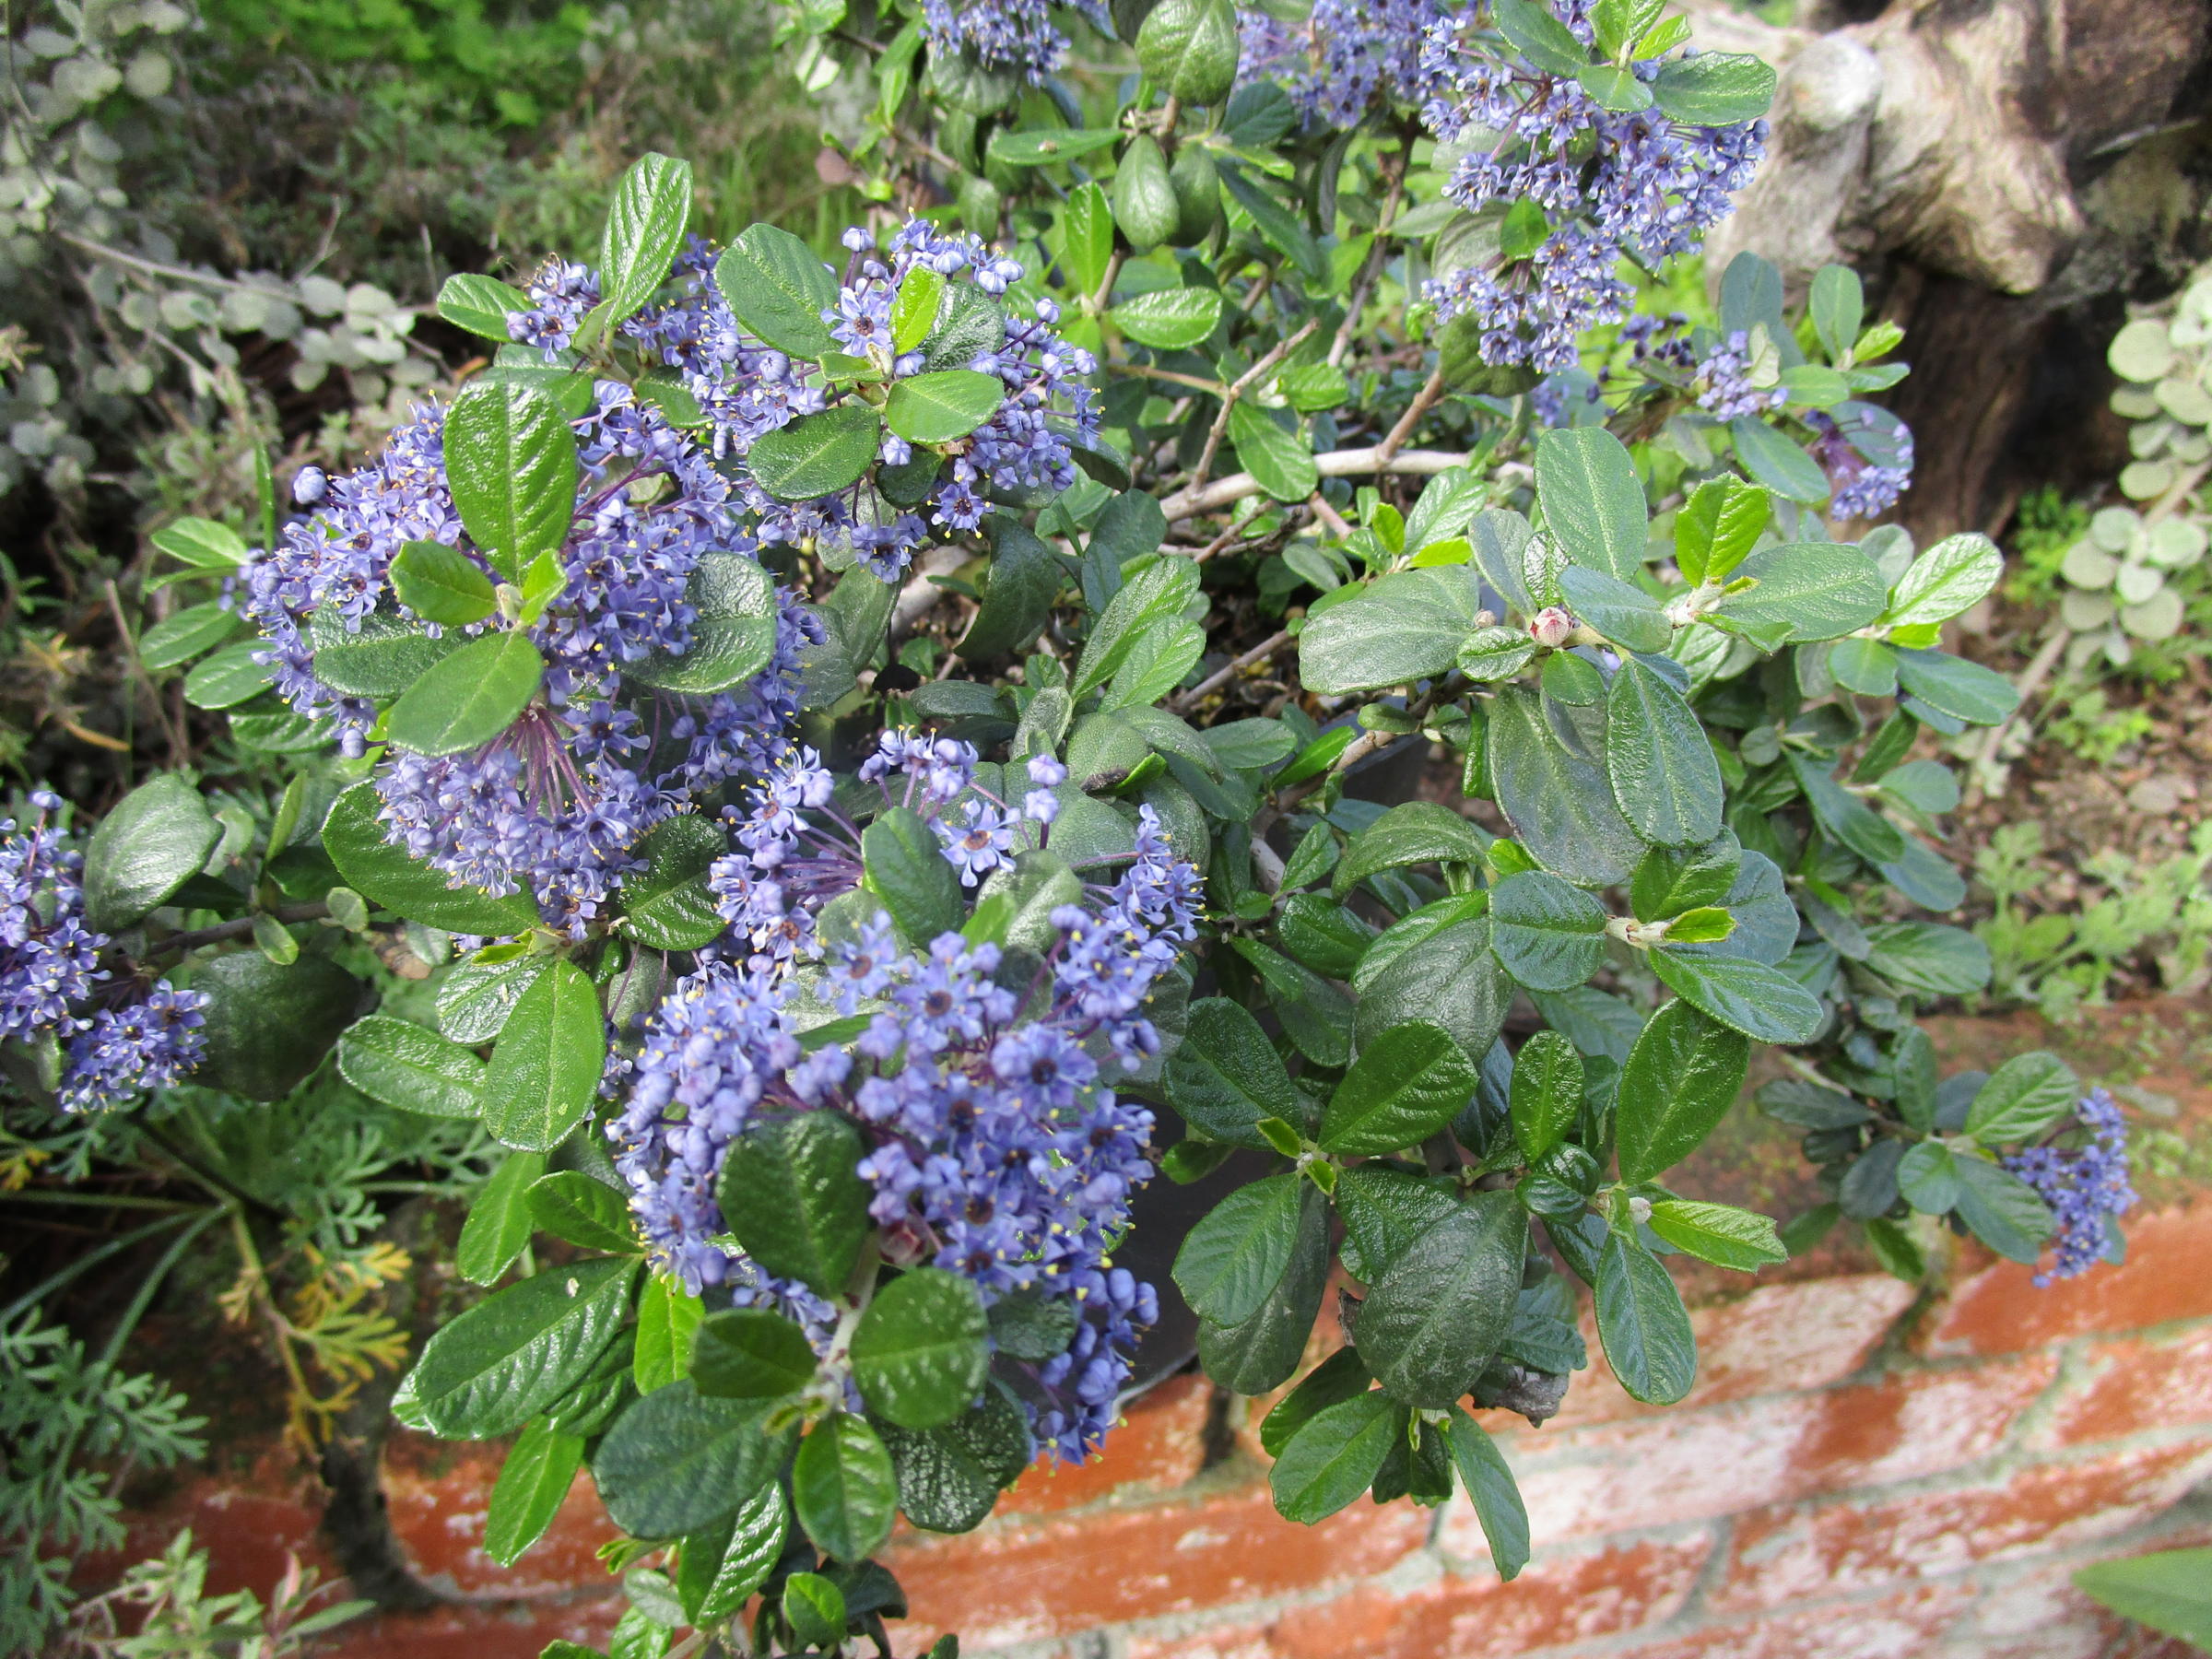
xmin=382 ymin=1432 xmax=619 ymax=1598
xmin=1443 ymin=1353 xmax=2055 ymax=1550
xmin=1923 ymin=1204 xmax=2212 ymax=1358
xmin=1546 ymin=1275 xmax=1916 ymax=1430
xmin=1713 ymin=1440 xmax=2212 ymax=1611
xmin=87 ymin=1463 xmax=332 ymax=1610
xmin=884 ymin=1471 xmax=1428 ymax=1649
xmin=999 ymin=1374 xmax=1212 ymax=1515
xmin=323 ymin=1595 xmax=620 ymax=1659
xmin=1964 ymin=1548 xmax=2202 ymax=1659
xmin=2038 ymin=1322 xmax=2212 ymax=1448
xmin=1610 ymin=1582 xmax=1978 ymax=1659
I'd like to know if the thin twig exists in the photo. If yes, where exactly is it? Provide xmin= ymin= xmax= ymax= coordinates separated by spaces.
xmin=1375 ymin=364 xmax=1447 ymax=465
xmin=1172 ymin=629 xmax=1293 ymax=712
xmin=1329 ymin=165 xmax=1406 ymax=371
xmin=148 ymin=902 xmax=331 ymax=959
xmin=1185 ymin=319 xmax=1323 ymax=498
xmin=1160 ymin=445 xmax=1468 ymax=522
xmin=1307 ymin=492 xmax=1353 ymax=538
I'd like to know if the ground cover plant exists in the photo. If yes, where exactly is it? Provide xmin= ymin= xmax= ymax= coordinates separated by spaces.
xmin=0 ymin=0 xmax=2155 ymax=1653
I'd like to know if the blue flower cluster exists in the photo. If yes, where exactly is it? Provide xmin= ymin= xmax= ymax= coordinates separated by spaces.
xmin=2004 ymin=1088 xmax=2138 ymax=1287
xmin=608 ymin=728 xmax=1201 ymax=1462
xmin=1806 ymin=406 xmax=1915 ymax=521
xmin=607 ymin=222 xmax=1099 ymax=582
xmin=1418 ymin=6 xmax=1766 ymax=371
xmin=1691 ymin=328 xmax=1785 ymax=418
xmin=240 ymin=376 xmax=813 ymax=936
xmin=2 ymin=793 xmax=207 ymax=1112
xmin=1236 ymin=0 xmax=1451 ymax=126
xmin=922 ymin=0 xmax=1069 ymax=82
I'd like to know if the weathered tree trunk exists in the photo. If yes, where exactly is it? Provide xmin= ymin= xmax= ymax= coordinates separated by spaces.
xmin=1691 ymin=0 xmax=2212 ymax=539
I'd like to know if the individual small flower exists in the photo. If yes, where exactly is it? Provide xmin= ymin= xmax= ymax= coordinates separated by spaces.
xmin=938 ymin=798 xmax=1016 ymax=886
xmin=291 ymin=466 xmax=327 ymax=506
xmin=2004 ymin=1088 xmax=2137 ymax=1286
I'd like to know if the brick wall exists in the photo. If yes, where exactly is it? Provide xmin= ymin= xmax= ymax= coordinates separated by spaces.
xmin=110 ymin=1007 xmax=2212 ymax=1659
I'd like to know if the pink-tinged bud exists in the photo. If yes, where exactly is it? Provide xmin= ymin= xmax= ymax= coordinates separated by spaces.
xmin=1530 ymin=606 xmax=1576 ymax=649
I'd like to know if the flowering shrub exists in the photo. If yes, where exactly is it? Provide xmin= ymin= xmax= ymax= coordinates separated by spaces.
xmin=3 ymin=0 xmax=2141 ymax=1653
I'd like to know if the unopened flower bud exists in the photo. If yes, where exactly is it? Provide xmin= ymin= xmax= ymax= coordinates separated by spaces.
xmin=1531 ymin=606 xmax=1576 ymax=650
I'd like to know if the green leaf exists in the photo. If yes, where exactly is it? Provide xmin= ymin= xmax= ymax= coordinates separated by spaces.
xmin=1299 ymin=567 xmax=1488 ymax=695
xmin=1509 ymin=1030 xmax=1583 ymax=1162
xmin=1615 ymin=999 xmax=1749 ymax=1182
xmin=408 ymin=1256 xmax=636 ymax=1438
xmin=987 ymin=1289 xmax=1080 ymax=1361
xmin=1721 ymin=542 xmax=1888 ymax=642
xmin=188 ymin=951 xmax=359 ymax=1101
xmin=1073 ymin=554 xmax=1200 ymax=698
xmin=82 ymin=773 xmax=223 ymax=932
xmin=628 ymin=550 xmax=778 ymax=695
xmin=959 ymin=521 xmax=1061 ymax=661
xmin=885 ymin=370 xmax=1006 ymax=442
xmin=1268 ymin=1392 xmax=1397 ymax=1523
xmin=1228 ymin=403 xmax=1318 ymax=501
xmin=1135 ymin=0 xmax=1241 ymax=103
xmin=324 ymin=784 xmax=541 ymax=935
xmin=1109 ymin=287 xmax=1223 ymax=349
xmin=445 ymin=382 xmax=578 ymax=581
xmin=182 ymin=641 xmax=273 ymax=709
xmin=1259 ymin=1347 xmax=1373 ymax=1457
xmin=1492 ymin=0 xmax=1589 ymax=75
xmin=456 ymin=1151 xmax=546 ymax=1286
xmin=1950 ymin=1154 xmax=2055 ymax=1264
xmin=715 ymin=224 xmax=840 ymax=359
xmin=988 ymin=124 xmax=1122 ymax=165
xmin=1445 ymin=1410 xmax=1529 ymax=1581
xmin=714 ymin=1112 xmax=872 ymax=1297
xmin=483 ymin=1418 xmax=585 ymax=1568
xmin=594 ymin=1380 xmax=782 ymax=1539
xmin=678 ymin=1483 xmax=789 ymax=1625
xmin=1335 ymin=1165 xmax=1460 ymax=1285
xmin=1630 ymin=839 xmax=1740 ymax=923
xmin=1579 ymin=63 xmax=1653 ymax=111
xmin=1333 ymin=801 xmax=1489 ymax=897
xmin=597 ymin=153 xmax=693 ymax=329
xmin=336 ymin=1015 xmax=484 ymax=1119
xmin=1164 ymin=997 xmax=1302 ymax=1149
xmin=1535 ymin=426 xmax=1647 ymax=583
xmin=1674 ymin=477 xmax=1771 ymax=584
xmin=1355 ymin=1192 xmax=1526 ymax=1409
xmin=633 ymin=1275 xmax=703 ymax=1394
xmin=1277 ymin=891 xmax=1374 ymax=980
xmin=782 ymin=1573 xmax=846 ymax=1651
xmin=1830 ymin=635 xmax=1899 ymax=697
xmin=1886 ymin=533 xmax=2001 ymax=628
xmin=794 ymin=1413 xmax=899 ymax=1563
xmin=747 ymin=405 xmax=883 ymax=502
xmin=1354 ymin=918 xmax=1509 ymax=1067
xmin=1486 ymin=683 xmax=1644 ymax=886
xmin=1488 ymin=870 xmax=1607 ymax=992
xmin=1456 ymin=626 xmax=1535 ymax=681
xmin=1196 ymin=1181 xmax=1329 ymax=1393
xmin=527 ymin=1171 xmax=640 ymax=1255
xmin=1594 ymin=1217 xmax=1697 ymax=1404
xmin=1102 ymin=617 xmax=1205 ymax=711
xmin=1785 ymin=752 xmax=1905 ymax=866
xmin=1060 ymin=182 xmax=1113 ymax=298
xmin=1174 ymin=1174 xmax=1307 ymax=1325
xmin=1861 ymin=922 xmax=1992 ymax=995
xmin=879 ymin=1386 xmax=1033 ymax=1535
xmin=1321 ymin=1021 xmax=1478 ymax=1157
xmin=864 ymin=804 xmax=965 ymax=945
xmin=152 ymin=514 xmax=249 ymax=569
xmin=2073 ymin=1547 xmax=2212 ymax=1647
xmin=620 ymin=814 xmax=728 ymax=951
xmin=482 ymin=960 xmax=607 ymax=1152
xmin=1649 ymin=950 xmax=1825 ymax=1043
xmin=1894 ymin=649 xmax=2019 ymax=726
xmin=1808 ymin=265 xmax=1864 ymax=362
xmin=692 ymin=1308 xmax=818 ymax=1400
xmin=1965 ymin=1052 xmax=2079 ymax=1144
xmin=1731 ymin=417 xmax=1831 ymax=504
xmin=384 ymin=629 xmax=545 ymax=758
xmin=439 ymin=273 xmax=533 ymax=340
xmin=1896 ymin=1141 xmax=1961 ymax=1215
xmin=1650 ymin=51 xmax=1776 ymax=124
xmin=308 ymin=607 xmax=458 ymax=700
xmin=1606 ymin=655 xmax=1724 ymax=846
xmin=385 ymin=540 xmax=499 ymax=628
xmin=850 ymin=1267 xmax=991 ymax=1430
xmin=1646 ymin=1200 xmax=1787 ymax=1271
xmin=139 ymin=601 xmax=242 ymax=669
xmin=1559 ymin=566 xmax=1670 ymax=653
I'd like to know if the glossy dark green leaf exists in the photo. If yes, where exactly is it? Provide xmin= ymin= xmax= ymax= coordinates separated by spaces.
xmin=1646 ymin=1200 xmax=1788 ymax=1270
xmin=1164 ymin=996 xmax=1301 ymax=1149
xmin=1606 ymin=655 xmax=1723 ymax=847
xmin=1861 ymin=922 xmax=1992 ymax=995
xmin=1559 ymin=565 xmax=1670 ymax=653
xmin=985 ymin=1289 xmax=1080 ymax=1362
xmin=1535 ymin=426 xmax=1646 ymax=583
xmin=714 ymin=1112 xmax=872 ymax=1297
xmin=1648 ymin=949 xmax=1824 ymax=1043
xmin=851 ymin=1269 xmax=991 ymax=1430
xmin=714 ymin=224 xmax=839 ymax=359
xmin=1894 ymin=649 xmax=2019 ymax=726
xmin=526 ymin=1171 xmax=639 ymax=1254
xmin=677 ymin=1482 xmax=788 ymax=1625
xmin=1650 ymin=50 xmax=1776 ymax=124
xmin=879 ymin=1385 xmax=1033 ymax=1535
xmin=1321 ymin=1022 xmax=1478 ymax=1158
xmin=627 ymin=551 xmax=777 ymax=695
xmin=1486 ymin=684 xmax=1644 ymax=886
xmin=1508 ymin=1030 xmax=1583 ymax=1162
xmin=747 ymin=405 xmax=882 ymax=501
xmin=1594 ymin=1218 xmax=1697 ymax=1404
xmin=484 ymin=1418 xmax=584 ymax=1567
xmin=482 ymin=960 xmax=607 ymax=1152
xmin=1231 ymin=937 xmax=1356 ymax=1067
xmin=782 ymin=1573 xmax=846 ymax=1653
xmin=389 ymin=539 xmax=500 ymax=626
xmin=794 ymin=1413 xmax=898 ymax=1564
xmin=1614 ymin=999 xmax=1749 ymax=1183
xmin=456 ymin=1152 xmax=546 ymax=1285
xmin=1173 ymin=1173 xmax=1306 ymax=1326
xmin=336 ymin=1014 xmax=484 ymax=1119
xmin=1355 ymin=1191 xmax=1525 ymax=1409
xmin=864 ymin=804 xmax=966 ymax=945
xmin=1258 ymin=1347 xmax=1373 ymax=1458
xmin=631 ymin=1274 xmax=702 ymax=1394
xmin=182 ymin=641 xmax=273 ymax=709
xmin=960 ymin=519 xmax=1062 ymax=661
xmin=1964 ymin=1051 xmax=2078 ymax=1143
xmin=409 ymin=1256 xmax=635 ymax=1438
xmin=1268 ymin=1392 xmax=1398 ymax=1523
xmin=598 ymin=152 xmax=693 ymax=329
xmin=307 ymin=607 xmax=458 ymax=700
xmin=620 ymin=813 xmax=727 ymax=951
xmin=1332 ymin=800 xmax=1489 ymax=897
xmin=437 ymin=273 xmax=532 ymax=340
xmin=1333 ymin=1164 xmax=1460 ymax=1285
xmin=1718 ymin=542 xmax=1888 ymax=640
xmin=1073 ymin=552 xmax=1200 ymax=698
xmin=1896 ymin=1140 xmax=1961 ymax=1215
xmin=594 ymin=1379 xmax=782 ymax=1538
xmin=189 ymin=950 xmax=360 ymax=1101
xmin=1950 ymin=1153 xmax=2054 ymax=1264
xmin=139 ymin=601 xmax=241 ymax=669
xmin=691 ymin=1308 xmax=818 ymax=1400
xmin=384 ymin=629 xmax=545 ymax=758
xmin=1444 ymin=1408 xmax=1529 ymax=1581
xmin=1630 ymin=838 xmax=1740 ymax=924
xmin=1299 ymin=567 xmax=1488 ymax=696
xmin=1135 ymin=0 xmax=1241 ymax=101
xmin=1229 ymin=403 xmax=1317 ymax=502
xmin=1353 ymin=918 xmax=1510 ymax=1067
xmin=885 ymin=370 xmax=1006 ymax=442
xmin=1196 ymin=1176 xmax=1331 ymax=1394
xmin=444 ymin=381 xmax=578 ymax=580
xmin=438 ymin=956 xmax=548 ymax=1044
xmin=82 ymin=773 xmax=222 ymax=931
xmin=324 ymin=783 xmax=541 ymax=936
xmin=1488 ymin=870 xmax=1607 ymax=992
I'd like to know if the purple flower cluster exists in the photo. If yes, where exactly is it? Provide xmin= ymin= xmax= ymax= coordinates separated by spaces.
xmin=2 ymin=793 xmax=207 ymax=1112
xmin=922 ymin=0 xmax=1068 ymax=82
xmin=608 ymin=728 xmax=1202 ymax=1462
xmin=1806 ymin=406 xmax=1915 ymax=521
xmin=2004 ymin=1088 xmax=2138 ymax=1287
xmin=608 ymin=222 xmax=1098 ymax=582
xmin=1691 ymin=329 xmax=1785 ymax=418
xmin=1418 ymin=6 xmax=1766 ymax=371
xmin=1236 ymin=0 xmax=1453 ymax=126
xmin=240 ymin=372 xmax=814 ymax=935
